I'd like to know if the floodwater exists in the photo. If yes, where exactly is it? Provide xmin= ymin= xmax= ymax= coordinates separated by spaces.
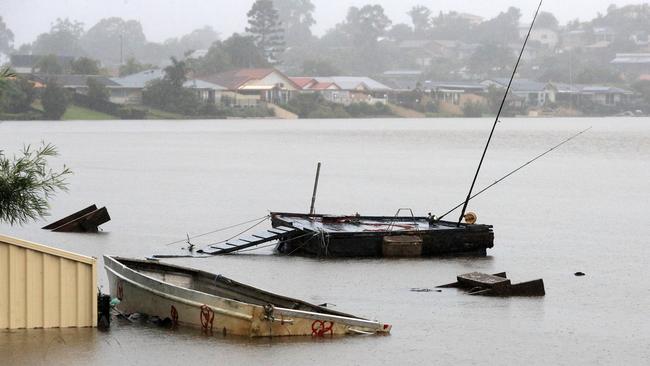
xmin=0 ymin=118 xmax=648 ymax=365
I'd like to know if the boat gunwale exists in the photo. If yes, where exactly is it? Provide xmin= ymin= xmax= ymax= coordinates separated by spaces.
xmin=104 ymin=255 xmax=254 ymax=321
xmin=104 ymin=256 xmax=388 ymax=331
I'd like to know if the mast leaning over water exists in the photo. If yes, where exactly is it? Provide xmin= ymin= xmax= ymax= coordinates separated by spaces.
xmin=457 ymin=0 xmax=544 ymax=227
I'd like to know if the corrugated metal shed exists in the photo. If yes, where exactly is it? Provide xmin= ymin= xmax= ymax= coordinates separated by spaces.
xmin=0 ymin=234 xmax=97 ymax=329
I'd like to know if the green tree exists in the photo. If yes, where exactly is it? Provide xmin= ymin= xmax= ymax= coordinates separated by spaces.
xmin=223 ymin=33 xmax=268 ymax=69
xmin=408 ymin=5 xmax=432 ymax=36
xmin=81 ymin=18 xmax=147 ymax=64
xmin=272 ymin=0 xmax=316 ymax=46
xmin=343 ymin=5 xmax=392 ymax=46
xmin=430 ymin=11 xmax=474 ymax=41
xmin=387 ymin=23 xmax=413 ymax=42
xmin=86 ymin=77 xmax=109 ymax=102
xmin=163 ymin=57 xmax=188 ymax=88
xmin=178 ymin=26 xmax=220 ymax=50
xmin=0 ymin=143 xmax=72 ymax=225
xmin=190 ymin=41 xmax=232 ymax=76
xmin=0 ymin=16 xmax=14 ymax=54
xmin=536 ymin=11 xmax=559 ymax=30
xmin=468 ymin=43 xmax=515 ymax=77
xmin=301 ymin=59 xmax=340 ymax=76
xmin=142 ymin=57 xmax=200 ymax=115
xmin=246 ymin=0 xmax=285 ymax=63
xmin=118 ymin=57 xmax=153 ymax=76
xmin=32 ymin=18 xmax=85 ymax=56
xmin=41 ymin=80 xmax=69 ymax=120
xmin=34 ymin=55 xmax=64 ymax=74
xmin=475 ymin=7 xmax=521 ymax=45
xmin=0 ymin=77 xmax=36 ymax=113
xmin=71 ymin=57 xmax=100 ymax=74
xmin=632 ymin=80 xmax=650 ymax=108
xmin=163 ymin=26 xmax=220 ymax=59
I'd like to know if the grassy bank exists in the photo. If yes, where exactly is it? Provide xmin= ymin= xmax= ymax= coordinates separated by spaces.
xmin=63 ymin=105 xmax=118 ymax=120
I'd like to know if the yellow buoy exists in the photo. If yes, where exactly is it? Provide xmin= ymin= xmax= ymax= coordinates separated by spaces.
xmin=464 ymin=212 xmax=478 ymax=225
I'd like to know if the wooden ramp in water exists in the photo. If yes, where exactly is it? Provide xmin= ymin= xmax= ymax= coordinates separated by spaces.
xmin=152 ymin=226 xmax=303 ymax=259
xmin=198 ymin=226 xmax=301 ymax=255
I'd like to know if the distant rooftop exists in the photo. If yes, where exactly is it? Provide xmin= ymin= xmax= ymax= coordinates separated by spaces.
xmin=314 ymin=76 xmax=391 ymax=91
xmin=112 ymin=69 xmax=225 ymax=89
xmin=611 ymin=53 xmax=650 ymax=64
xmin=32 ymin=74 xmax=119 ymax=88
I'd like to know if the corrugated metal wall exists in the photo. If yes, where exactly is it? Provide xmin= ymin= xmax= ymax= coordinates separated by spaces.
xmin=0 ymin=235 xmax=97 ymax=329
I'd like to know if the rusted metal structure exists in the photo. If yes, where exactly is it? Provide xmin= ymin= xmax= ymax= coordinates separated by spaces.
xmin=42 ymin=204 xmax=110 ymax=233
xmin=105 ymin=256 xmax=391 ymax=337
xmin=0 ymin=234 xmax=97 ymax=329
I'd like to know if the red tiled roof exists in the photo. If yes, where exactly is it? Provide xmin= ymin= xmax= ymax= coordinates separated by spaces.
xmin=201 ymin=68 xmax=299 ymax=90
xmin=289 ymin=77 xmax=316 ymax=89
xmin=310 ymin=82 xmax=340 ymax=90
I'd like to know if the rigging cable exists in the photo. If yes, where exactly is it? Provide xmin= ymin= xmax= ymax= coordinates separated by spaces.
xmin=162 ymin=215 xmax=271 ymax=246
xmin=437 ymin=127 xmax=592 ymax=221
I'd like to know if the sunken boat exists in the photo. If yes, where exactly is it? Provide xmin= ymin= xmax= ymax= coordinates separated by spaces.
xmin=104 ymin=256 xmax=391 ymax=337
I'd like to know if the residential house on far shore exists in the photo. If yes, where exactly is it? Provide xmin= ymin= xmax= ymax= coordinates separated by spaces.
xmin=290 ymin=76 xmax=392 ymax=105
xmin=546 ymin=83 xmax=634 ymax=108
xmin=289 ymin=77 xmax=346 ymax=104
xmin=110 ymin=69 xmax=225 ymax=105
xmin=428 ymin=81 xmax=488 ymax=115
xmin=381 ymin=70 xmax=424 ymax=91
xmin=482 ymin=78 xmax=549 ymax=107
xmin=518 ymin=26 xmax=560 ymax=49
xmin=200 ymin=68 xmax=299 ymax=107
xmin=611 ymin=53 xmax=650 ymax=79
xmin=30 ymin=74 xmax=122 ymax=99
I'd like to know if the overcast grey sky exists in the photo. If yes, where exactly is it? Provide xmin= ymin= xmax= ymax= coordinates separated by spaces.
xmin=2 ymin=0 xmax=646 ymax=46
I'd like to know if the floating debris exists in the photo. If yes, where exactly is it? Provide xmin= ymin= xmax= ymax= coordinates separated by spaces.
xmin=410 ymin=288 xmax=442 ymax=293
xmin=438 ymin=272 xmax=545 ymax=297
xmin=43 ymin=204 xmax=110 ymax=233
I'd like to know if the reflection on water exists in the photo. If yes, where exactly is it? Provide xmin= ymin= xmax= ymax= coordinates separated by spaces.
xmin=1 ymin=118 xmax=649 ymax=365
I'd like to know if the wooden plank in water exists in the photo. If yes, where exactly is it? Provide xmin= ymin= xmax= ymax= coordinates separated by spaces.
xmin=457 ymin=272 xmax=511 ymax=290
xmin=51 ymin=207 xmax=111 ymax=233
xmin=252 ymin=232 xmax=278 ymax=240
xmin=42 ymin=205 xmax=98 ymax=230
xmin=275 ymin=226 xmax=296 ymax=232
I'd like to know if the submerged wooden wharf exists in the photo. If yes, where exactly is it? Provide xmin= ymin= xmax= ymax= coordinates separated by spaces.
xmin=196 ymin=212 xmax=494 ymax=258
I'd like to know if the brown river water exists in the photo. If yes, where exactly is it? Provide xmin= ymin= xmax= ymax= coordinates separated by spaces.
xmin=1 ymin=118 xmax=649 ymax=365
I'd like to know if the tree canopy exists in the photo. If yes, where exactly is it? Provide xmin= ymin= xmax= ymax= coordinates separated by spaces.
xmin=81 ymin=17 xmax=147 ymax=64
xmin=273 ymin=0 xmax=316 ymax=46
xmin=343 ymin=5 xmax=392 ymax=46
xmin=71 ymin=57 xmax=100 ymax=74
xmin=32 ymin=18 xmax=85 ymax=57
xmin=0 ymin=144 xmax=72 ymax=225
xmin=41 ymin=80 xmax=69 ymax=119
xmin=247 ymin=0 xmax=285 ymax=63
xmin=0 ymin=16 xmax=14 ymax=54
xmin=408 ymin=5 xmax=432 ymax=36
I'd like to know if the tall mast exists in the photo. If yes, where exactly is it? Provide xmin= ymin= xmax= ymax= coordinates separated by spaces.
xmin=457 ymin=0 xmax=544 ymax=226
